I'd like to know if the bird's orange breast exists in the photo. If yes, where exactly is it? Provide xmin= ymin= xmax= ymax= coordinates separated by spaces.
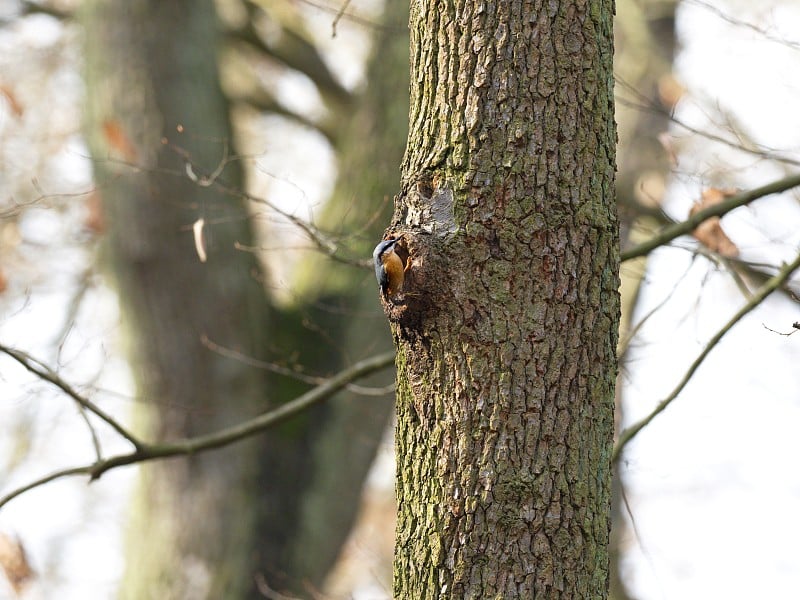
xmin=382 ymin=251 xmax=405 ymax=296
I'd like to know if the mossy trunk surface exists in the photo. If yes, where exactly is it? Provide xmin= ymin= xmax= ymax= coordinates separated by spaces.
xmin=388 ymin=1 xmax=619 ymax=598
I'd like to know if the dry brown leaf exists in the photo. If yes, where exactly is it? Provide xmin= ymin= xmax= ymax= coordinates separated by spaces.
xmin=0 ymin=532 xmax=34 ymax=595
xmin=84 ymin=190 xmax=105 ymax=234
xmin=657 ymin=73 xmax=685 ymax=109
xmin=0 ymin=85 xmax=23 ymax=118
xmin=102 ymin=119 xmax=138 ymax=162
xmin=690 ymin=188 xmax=739 ymax=257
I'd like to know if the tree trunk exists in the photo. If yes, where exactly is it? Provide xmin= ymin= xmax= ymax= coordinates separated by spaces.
xmin=82 ymin=1 xmax=268 ymax=597
xmin=390 ymin=1 xmax=618 ymax=598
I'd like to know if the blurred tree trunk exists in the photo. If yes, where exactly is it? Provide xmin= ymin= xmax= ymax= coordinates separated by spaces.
xmin=285 ymin=0 xmax=409 ymax=588
xmin=82 ymin=1 xmax=269 ymax=597
xmin=390 ymin=0 xmax=618 ymax=598
xmin=615 ymin=0 xmax=680 ymax=244
xmin=82 ymin=0 xmax=411 ymax=597
xmin=612 ymin=2 xmax=678 ymax=597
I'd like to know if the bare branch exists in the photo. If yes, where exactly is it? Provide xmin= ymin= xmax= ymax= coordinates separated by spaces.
xmin=158 ymin=134 xmax=353 ymax=264
xmin=621 ymin=172 xmax=800 ymax=262
xmin=0 ymin=466 xmax=92 ymax=511
xmin=0 ymin=344 xmax=143 ymax=450
xmin=220 ymin=180 xmax=369 ymax=269
xmin=623 ymin=198 xmax=800 ymax=300
xmin=0 ymin=350 xmax=395 ymax=510
xmin=75 ymin=148 xmax=372 ymax=270
xmin=613 ymin=251 xmax=800 ymax=463
xmin=74 ymin=400 xmax=103 ymax=463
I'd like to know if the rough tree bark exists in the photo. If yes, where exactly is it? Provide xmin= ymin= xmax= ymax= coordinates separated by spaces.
xmin=387 ymin=0 xmax=618 ymax=598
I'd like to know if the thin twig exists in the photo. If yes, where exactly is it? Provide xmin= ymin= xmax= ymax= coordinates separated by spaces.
xmin=0 ymin=350 xmax=396 ymax=510
xmin=615 ymin=76 xmax=800 ymax=168
xmin=762 ymin=322 xmax=800 ymax=336
xmin=73 ymin=398 xmax=103 ymax=463
xmin=331 ymin=0 xmax=352 ymax=37
xmin=83 ymin=148 xmax=371 ymax=270
xmin=287 ymin=0 xmax=401 ymax=33
xmin=613 ymin=251 xmax=800 ymax=463
xmin=686 ymin=0 xmax=800 ymax=52
xmin=201 ymin=335 xmax=394 ymax=396
xmin=617 ymin=257 xmax=699 ymax=360
xmin=50 ymin=268 xmax=104 ymax=460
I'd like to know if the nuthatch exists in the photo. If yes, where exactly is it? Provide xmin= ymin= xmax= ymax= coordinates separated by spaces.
xmin=373 ymin=238 xmax=405 ymax=298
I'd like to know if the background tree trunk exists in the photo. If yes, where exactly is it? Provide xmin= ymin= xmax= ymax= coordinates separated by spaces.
xmin=390 ymin=0 xmax=618 ymax=597
xmin=82 ymin=1 xmax=268 ymax=597
xmin=283 ymin=0 xmax=410 ymax=587
xmin=612 ymin=2 xmax=679 ymax=598
xmin=82 ymin=0 xmax=409 ymax=596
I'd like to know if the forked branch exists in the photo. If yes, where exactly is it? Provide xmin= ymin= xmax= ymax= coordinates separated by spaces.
xmin=0 ymin=350 xmax=395 ymax=510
